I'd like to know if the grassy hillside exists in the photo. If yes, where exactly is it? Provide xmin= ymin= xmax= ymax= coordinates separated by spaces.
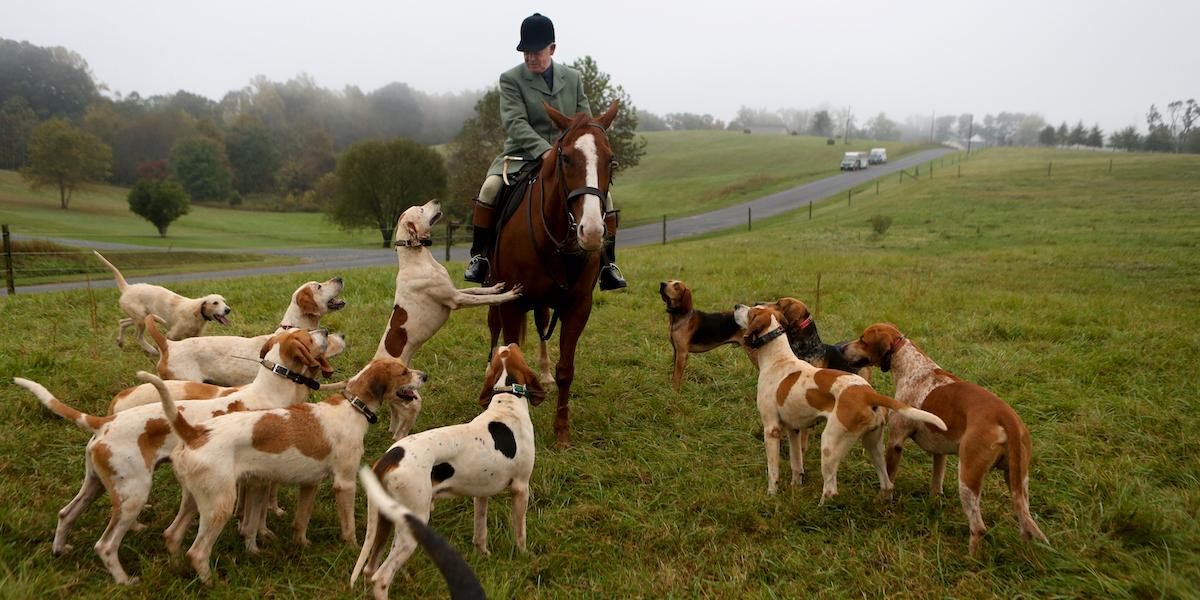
xmin=616 ymin=131 xmax=933 ymax=225
xmin=0 ymin=170 xmax=380 ymax=249
xmin=0 ymin=132 xmax=929 ymax=249
xmin=1 ymin=148 xmax=1197 ymax=597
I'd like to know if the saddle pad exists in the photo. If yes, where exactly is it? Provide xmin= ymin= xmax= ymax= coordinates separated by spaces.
xmin=495 ymin=158 xmax=543 ymax=233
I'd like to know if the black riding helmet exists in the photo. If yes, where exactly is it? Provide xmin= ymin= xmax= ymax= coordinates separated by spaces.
xmin=516 ymin=13 xmax=555 ymax=52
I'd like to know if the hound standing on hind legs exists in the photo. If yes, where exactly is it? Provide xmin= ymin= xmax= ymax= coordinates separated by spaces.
xmin=841 ymin=323 xmax=1050 ymax=555
xmin=374 ymin=199 xmax=521 ymax=439
xmin=93 ymin=250 xmax=232 ymax=354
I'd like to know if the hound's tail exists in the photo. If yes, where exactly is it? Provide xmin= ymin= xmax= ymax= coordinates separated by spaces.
xmin=1002 ymin=412 xmax=1049 ymax=545
xmin=860 ymin=388 xmax=948 ymax=431
xmin=13 ymin=377 xmax=114 ymax=432
xmin=143 ymin=315 xmax=171 ymax=378
xmin=93 ymin=251 xmax=128 ymax=291
xmin=137 ymin=371 xmax=206 ymax=445
xmin=356 ymin=466 xmax=485 ymax=600
xmin=351 ymin=460 xmax=395 ymax=587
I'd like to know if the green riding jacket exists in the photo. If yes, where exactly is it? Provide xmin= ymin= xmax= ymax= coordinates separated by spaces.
xmin=487 ymin=61 xmax=592 ymax=178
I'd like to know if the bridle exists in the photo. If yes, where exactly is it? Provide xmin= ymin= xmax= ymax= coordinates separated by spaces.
xmin=532 ymin=120 xmax=614 ymax=255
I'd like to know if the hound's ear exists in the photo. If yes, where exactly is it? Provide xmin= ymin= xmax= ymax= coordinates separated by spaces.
xmin=522 ymin=362 xmax=547 ymax=406
xmin=746 ymin=308 xmax=775 ymax=338
xmin=259 ymin=335 xmax=279 ymax=359
xmin=288 ymin=333 xmax=321 ymax=369
xmin=405 ymin=220 xmax=420 ymax=240
xmin=881 ymin=352 xmax=892 ymax=373
xmin=296 ymin=286 xmax=321 ymax=317
xmin=368 ymin=364 xmax=390 ymax=401
xmin=476 ymin=349 xmax=503 ymax=407
xmin=596 ymin=100 xmax=619 ymax=130
xmin=544 ymin=102 xmax=572 ymax=131
xmin=317 ymin=353 xmax=334 ymax=378
xmin=680 ymin=287 xmax=693 ymax=311
xmin=777 ymin=298 xmax=811 ymax=327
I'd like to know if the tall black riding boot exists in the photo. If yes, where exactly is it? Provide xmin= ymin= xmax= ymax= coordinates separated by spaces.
xmin=598 ymin=211 xmax=627 ymax=290
xmin=464 ymin=200 xmax=496 ymax=284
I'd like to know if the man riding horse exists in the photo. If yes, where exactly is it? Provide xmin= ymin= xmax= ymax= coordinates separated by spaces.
xmin=464 ymin=12 xmax=627 ymax=291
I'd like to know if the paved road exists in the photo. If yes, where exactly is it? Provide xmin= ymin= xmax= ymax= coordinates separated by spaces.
xmin=6 ymin=147 xmax=953 ymax=295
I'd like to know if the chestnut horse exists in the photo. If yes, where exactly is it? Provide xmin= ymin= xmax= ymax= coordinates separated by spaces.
xmin=485 ymin=100 xmax=620 ymax=447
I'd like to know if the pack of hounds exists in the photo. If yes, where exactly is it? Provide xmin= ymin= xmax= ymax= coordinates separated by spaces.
xmin=13 ymin=201 xmax=1048 ymax=598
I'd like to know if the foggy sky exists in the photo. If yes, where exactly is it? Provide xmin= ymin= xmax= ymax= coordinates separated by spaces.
xmin=5 ymin=0 xmax=1198 ymax=132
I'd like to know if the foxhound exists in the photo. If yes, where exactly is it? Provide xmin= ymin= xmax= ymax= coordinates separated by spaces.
xmin=147 ymin=277 xmax=346 ymax=386
xmin=841 ymin=323 xmax=1049 ymax=554
xmin=94 ymin=251 xmax=232 ymax=354
xmin=143 ymin=357 xmax=425 ymax=584
xmin=659 ymin=280 xmax=743 ymax=391
xmin=13 ymin=329 xmax=333 ymax=584
xmin=734 ymin=304 xmax=947 ymax=499
xmin=352 ymin=344 xmax=543 ymax=600
xmin=374 ymin=200 xmax=522 ymax=438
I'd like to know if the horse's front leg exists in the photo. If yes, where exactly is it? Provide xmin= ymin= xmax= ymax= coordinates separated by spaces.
xmin=553 ymin=298 xmax=593 ymax=448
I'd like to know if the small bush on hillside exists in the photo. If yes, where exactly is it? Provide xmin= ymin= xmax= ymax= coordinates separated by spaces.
xmin=870 ymin=215 xmax=893 ymax=236
xmin=228 ymin=191 xmax=242 ymax=207
xmin=128 ymin=179 xmax=190 ymax=237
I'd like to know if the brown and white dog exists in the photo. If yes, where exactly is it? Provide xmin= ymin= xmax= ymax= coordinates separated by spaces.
xmin=374 ymin=200 xmax=522 ymax=438
xmin=12 ymin=329 xmax=333 ymax=584
xmin=144 ymin=357 xmax=426 ymax=584
xmin=841 ymin=323 xmax=1049 ymax=554
xmin=94 ymin=251 xmax=232 ymax=354
xmin=352 ymin=344 xmax=542 ymax=600
xmin=659 ymin=280 xmax=743 ymax=391
xmin=147 ymin=277 xmax=346 ymax=386
xmin=734 ymin=304 xmax=947 ymax=499
xmin=766 ymin=297 xmax=872 ymax=380
xmin=108 ymin=331 xmax=348 ymax=414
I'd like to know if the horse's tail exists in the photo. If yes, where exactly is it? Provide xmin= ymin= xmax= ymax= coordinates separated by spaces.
xmin=356 ymin=467 xmax=485 ymax=599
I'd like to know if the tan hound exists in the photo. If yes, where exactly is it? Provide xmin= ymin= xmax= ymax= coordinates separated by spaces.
xmin=12 ymin=329 xmax=333 ymax=584
xmin=374 ymin=200 xmax=522 ymax=439
xmin=734 ymin=305 xmax=946 ymax=499
xmin=841 ymin=323 xmax=1049 ymax=554
xmin=352 ymin=344 xmax=543 ymax=600
xmin=94 ymin=251 xmax=232 ymax=354
xmin=145 ymin=357 xmax=425 ymax=584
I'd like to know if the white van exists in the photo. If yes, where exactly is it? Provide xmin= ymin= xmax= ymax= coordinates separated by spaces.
xmin=869 ymin=148 xmax=887 ymax=164
xmin=840 ymin=152 xmax=868 ymax=171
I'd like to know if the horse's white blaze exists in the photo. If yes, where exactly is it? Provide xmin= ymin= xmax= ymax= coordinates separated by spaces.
xmin=572 ymin=133 xmax=605 ymax=250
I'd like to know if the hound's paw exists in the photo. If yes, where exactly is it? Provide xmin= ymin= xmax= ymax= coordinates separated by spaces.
xmin=475 ymin=544 xmax=491 ymax=556
xmin=877 ymin=487 xmax=893 ymax=501
xmin=270 ymin=506 xmax=286 ymax=518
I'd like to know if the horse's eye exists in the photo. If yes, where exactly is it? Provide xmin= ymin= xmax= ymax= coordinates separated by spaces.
xmin=609 ymin=160 xmax=620 ymax=170
xmin=562 ymin=155 xmax=572 ymax=165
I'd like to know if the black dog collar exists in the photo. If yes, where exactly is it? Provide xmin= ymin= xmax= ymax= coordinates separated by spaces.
xmin=746 ymin=327 xmax=787 ymax=349
xmin=395 ymin=238 xmax=433 ymax=247
xmin=491 ymin=383 xmax=528 ymax=399
xmin=259 ymin=358 xmax=321 ymax=390
xmin=344 ymin=393 xmax=378 ymax=424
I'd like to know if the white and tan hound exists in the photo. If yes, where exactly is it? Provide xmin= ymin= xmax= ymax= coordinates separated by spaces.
xmin=144 ymin=357 xmax=425 ymax=584
xmin=374 ymin=199 xmax=522 ymax=438
xmin=94 ymin=250 xmax=232 ymax=354
xmin=12 ymin=329 xmax=333 ymax=584
xmin=734 ymin=304 xmax=947 ymax=499
xmin=841 ymin=323 xmax=1049 ymax=554
xmin=146 ymin=277 xmax=346 ymax=386
xmin=352 ymin=344 xmax=543 ymax=600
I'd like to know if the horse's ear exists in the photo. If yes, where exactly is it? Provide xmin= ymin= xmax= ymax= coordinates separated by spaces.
xmin=544 ymin=102 xmax=572 ymax=131
xmin=596 ymin=100 xmax=619 ymax=130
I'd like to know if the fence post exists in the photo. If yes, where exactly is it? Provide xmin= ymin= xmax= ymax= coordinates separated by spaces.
xmin=898 ymin=170 xmax=903 ymax=184
xmin=876 ymin=180 xmax=879 ymax=195
xmin=661 ymin=214 xmax=666 ymax=244
xmin=808 ymin=201 xmax=812 ymax=220
xmin=748 ymin=207 xmax=752 ymax=231
xmin=958 ymin=165 xmax=961 ymax=178
xmin=847 ymin=189 xmax=852 ymax=206
xmin=930 ymin=161 xmax=934 ymax=178
xmin=1109 ymin=159 xmax=1113 ymax=173
xmin=2 ymin=224 xmax=13 ymax=295
xmin=1048 ymin=161 xmax=1052 ymax=177
xmin=444 ymin=222 xmax=453 ymax=262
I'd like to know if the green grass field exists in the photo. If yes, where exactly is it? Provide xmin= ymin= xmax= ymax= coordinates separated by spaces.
xmin=0 ymin=132 xmax=930 ymax=251
xmin=616 ymin=131 xmax=933 ymax=226
xmin=1 ymin=148 xmax=1197 ymax=598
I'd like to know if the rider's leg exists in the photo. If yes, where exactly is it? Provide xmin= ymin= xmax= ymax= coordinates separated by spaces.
xmin=465 ymin=176 xmax=503 ymax=283
xmin=599 ymin=193 xmax=628 ymax=290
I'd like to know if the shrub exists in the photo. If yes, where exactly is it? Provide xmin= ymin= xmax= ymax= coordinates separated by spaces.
xmin=128 ymin=179 xmax=190 ymax=237
xmin=869 ymin=215 xmax=893 ymax=236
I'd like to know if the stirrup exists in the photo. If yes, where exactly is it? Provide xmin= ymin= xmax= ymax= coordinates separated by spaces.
xmin=599 ymin=263 xmax=627 ymax=290
xmin=464 ymin=255 xmax=489 ymax=284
